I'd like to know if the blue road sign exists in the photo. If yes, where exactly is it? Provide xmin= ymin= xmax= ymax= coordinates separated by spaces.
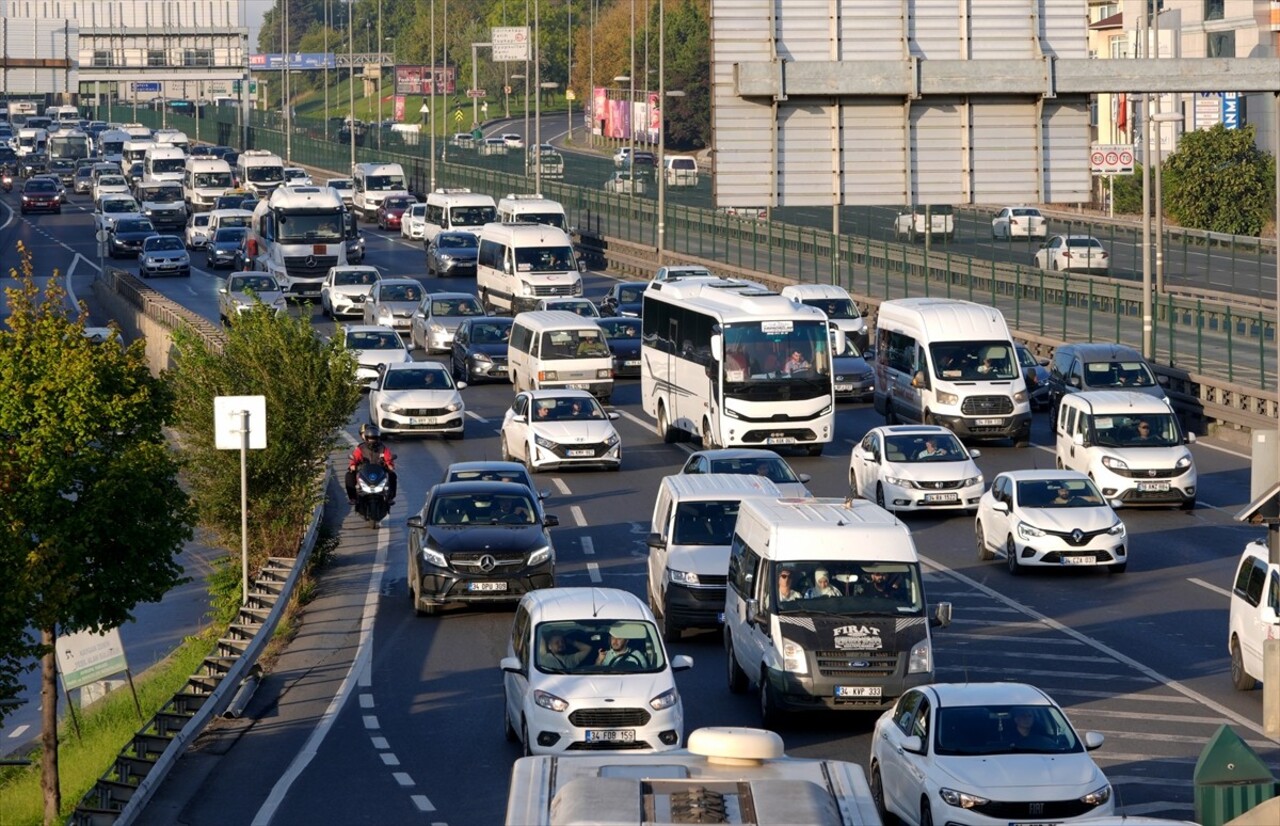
xmin=131 ymin=82 xmax=162 ymax=93
xmin=249 ymin=53 xmax=336 ymax=71
xmin=1222 ymin=93 xmax=1240 ymax=130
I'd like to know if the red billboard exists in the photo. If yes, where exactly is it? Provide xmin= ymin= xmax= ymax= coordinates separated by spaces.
xmin=395 ymin=65 xmax=456 ymax=96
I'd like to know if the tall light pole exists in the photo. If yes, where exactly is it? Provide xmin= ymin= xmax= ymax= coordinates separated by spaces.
xmin=565 ymin=0 xmax=572 ymax=142
xmin=628 ymin=0 xmax=636 ymax=197
xmin=386 ymin=37 xmax=396 ymax=125
xmin=429 ymin=0 xmax=436 ymax=189
xmin=1137 ymin=5 xmax=1152 ymax=358
xmin=1151 ymin=111 xmax=1183 ymax=297
xmin=323 ymin=0 xmax=330 ymax=141
xmin=377 ymin=0 xmax=384 ymax=149
xmin=348 ymin=0 xmax=356 ymax=174
xmin=283 ymin=0 xmax=291 ymax=161
xmin=588 ymin=0 xmax=595 ymax=147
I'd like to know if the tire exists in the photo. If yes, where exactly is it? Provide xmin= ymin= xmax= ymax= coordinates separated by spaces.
xmin=725 ymin=631 xmax=749 ymax=694
xmin=657 ymin=403 xmax=676 ymax=444
xmin=481 ymin=289 xmax=494 ymax=314
xmin=702 ymin=418 xmax=720 ymax=449
xmin=920 ymin=799 xmax=934 ymax=826
xmin=662 ymin=612 xmax=682 ymax=644
xmin=1110 ymin=560 xmax=1127 ymax=574
xmin=759 ymin=671 xmax=783 ymax=728
xmin=884 ymin=402 xmax=897 ymax=426
xmin=521 ymin=720 xmax=533 ymax=757
xmin=806 ymin=444 xmax=823 ymax=457
xmin=875 ymin=482 xmax=887 ymax=510
xmin=412 ymin=580 xmax=426 ymax=617
xmin=870 ymin=763 xmax=898 ymax=825
xmin=923 ymin=409 xmax=938 ymax=427
xmin=1180 ymin=497 xmax=1197 ymax=512
xmin=1230 ymin=636 xmax=1257 ymax=691
xmin=1055 ymin=456 xmax=1064 ymax=470
xmin=1006 ymin=536 xmax=1022 ymax=575
xmin=500 ymin=435 xmax=513 ymax=463
xmin=503 ymin=691 xmax=518 ymax=742
xmin=525 ymin=453 xmax=539 ymax=475
xmin=976 ymin=521 xmax=994 ymax=560
xmin=849 ymin=470 xmax=860 ymax=499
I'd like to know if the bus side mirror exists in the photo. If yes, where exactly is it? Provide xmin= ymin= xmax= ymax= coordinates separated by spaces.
xmin=710 ymin=334 xmax=723 ymax=362
xmin=830 ymin=328 xmax=846 ymax=354
xmin=503 ymin=259 xmax=513 ymax=274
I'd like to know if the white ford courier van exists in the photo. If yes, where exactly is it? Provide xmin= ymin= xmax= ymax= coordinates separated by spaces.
xmin=1228 ymin=541 xmax=1279 ymax=690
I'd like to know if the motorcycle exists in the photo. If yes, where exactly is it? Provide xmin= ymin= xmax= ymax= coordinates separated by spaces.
xmin=353 ymin=461 xmax=391 ymax=527
xmin=1 ymin=173 xmax=11 ymax=193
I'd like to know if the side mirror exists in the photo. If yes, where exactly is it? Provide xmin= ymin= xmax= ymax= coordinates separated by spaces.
xmin=503 ymin=260 xmax=513 ymax=274
xmin=745 ymin=597 xmax=762 ymax=624
xmin=1038 ymin=356 xmax=1049 ymax=367
xmin=578 ymin=259 xmax=587 ymax=273
xmin=991 ymin=500 xmax=1009 ymax=514
xmin=1083 ymin=731 xmax=1105 ymax=751
xmin=1072 ymin=432 xmax=1085 ymax=446
xmin=455 ymin=381 xmax=467 ymax=390
xmin=538 ymin=489 xmax=550 ymax=501
xmin=607 ymin=411 xmax=621 ymax=420
xmin=406 ymin=515 xmax=424 ymax=530
xmin=901 ymin=734 xmax=926 ymax=755
xmin=912 ymin=370 xmax=929 ymax=389
xmin=499 ymin=656 xmax=523 ymax=674
xmin=932 ymin=601 xmax=953 ymax=628
xmin=671 ymin=654 xmax=694 ymax=673
xmin=1185 ymin=432 xmax=1197 ymax=444
xmin=969 ymin=449 xmax=981 ymax=458
xmin=797 ymin=473 xmax=812 ymax=484
xmin=218 ymin=287 xmax=228 ymax=294
xmin=1068 ymin=376 xmax=1081 ymax=389
xmin=1107 ymin=498 xmax=1124 ymax=509
xmin=647 ymin=532 xmax=665 ymax=549
xmin=542 ymin=514 xmax=560 ymax=528
xmin=1157 ymin=374 xmax=1170 ymax=387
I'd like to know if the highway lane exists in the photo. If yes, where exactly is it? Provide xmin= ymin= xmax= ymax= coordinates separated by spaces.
xmin=116 ymin=207 xmax=1279 ymax=824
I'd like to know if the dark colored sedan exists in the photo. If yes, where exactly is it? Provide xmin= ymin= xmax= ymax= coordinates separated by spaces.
xmin=596 ymin=318 xmax=642 ymax=379
xmin=831 ymin=337 xmax=875 ymax=402
xmin=1017 ymin=344 xmax=1052 ymax=411
xmin=206 ymin=227 xmax=248 ymax=269
xmin=107 ymin=218 xmax=157 ymax=257
xmin=450 ymin=316 xmax=513 ymax=384
xmin=18 ymin=154 xmax=48 ymax=178
xmin=20 ymin=177 xmax=61 ymax=214
xmin=426 ymin=231 xmax=479 ymax=277
xmin=48 ymin=158 xmax=77 ymax=187
xmin=125 ymin=161 xmax=145 ymax=186
xmin=377 ymin=194 xmax=414 ymax=230
xmin=598 ymin=281 xmax=647 ymax=318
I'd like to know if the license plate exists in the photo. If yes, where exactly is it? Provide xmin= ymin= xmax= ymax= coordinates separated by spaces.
xmin=1137 ymin=481 xmax=1170 ymax=492
xmin=975 ymin=418 xmax=1002 ymax=426
xmin=585 ymin=729 xmax=635 ymax=743
xmin=835 ymin=686 xmax=883 ymax=698
xmin=567 ymin=449 xmax=594 ymax=458
xmin=1063 ymin=556 xmax=1096 ymax=566
xmin=925 ymin=492 xmax=959 ymax=502
xmin=1011 ymin=822 xmax=1061 ymax=826
xmin=836 ymin=384 xmax=853 ymax=392
xmin=409 ymin=417 xmax=437 ymax=425
xmin=566 ymin=383 xmax=588 ymax=390
xmin=490 ymin=368 xmax=507 ymax=376
xmin=766 ymin=436 xmax=796 ymax=445
xmin=467 ymin=581 xmax=507 ymax=592
xmin=624 ymin=360 xmax=640 ymax=367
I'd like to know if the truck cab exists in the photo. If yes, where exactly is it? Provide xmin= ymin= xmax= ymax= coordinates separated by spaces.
xmin=250 ymin=186 xmax=347 ymax=298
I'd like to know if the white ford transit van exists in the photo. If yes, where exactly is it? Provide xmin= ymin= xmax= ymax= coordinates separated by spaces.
xmin=724 ymin=497 xmax=952 ymax=724
xmin=1228 ymin=541 xmax=1280 ymax=690
xmin=1053 ymin=390 xmax=1196 ymax=509
xmin=780 ymin=283 xmax=868 ymax=349
xmin=873 ymin=297 xmax=1032 ymax=446
xmin=477 ymin=222 xmax=584 ymax=315
xmin=508 ymin=311 xmax=613 ymax=402
xmin=646 ymin=474 xmax=781 ymax=642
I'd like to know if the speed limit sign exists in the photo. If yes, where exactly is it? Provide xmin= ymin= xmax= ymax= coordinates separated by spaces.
xmin=1091 ymin=143 xmax=1135 ymax=175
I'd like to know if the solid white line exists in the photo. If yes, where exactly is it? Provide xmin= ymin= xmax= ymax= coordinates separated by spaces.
xmin=252 ymin=524 xmax=389 ymax=825
xmin=370 ymin=736 xmax=389 ymax=749
xmin=362 ymin=715 xmax=380 ymax=730
xmin=587 ymin=562 xmax=602 ymax=583
xmin=1106 ymin=776 xmax=1198 ymax=787
xmin=552 ymin=477 xmax=572 ymax=496
xmin=464 ymin=410 xmax=488 ymax=423
xmin=1188 ymin=576 xmax=1231 ymax=598
xmin=392 ymin=772 xmax=415 ymax=787
xmin=617 ymin=409 xmax=651 ymax=431
xmin=0 ymin=199 xmax=12 ymax=230
xmin=6 ymin=724 xmax=29 ymax=739
xmin=570 ymin=505 xmax=587 ymax=527
xmin=941 ymin=665 xmax=1148 ymax=682
xmin=379 ymin=752 xmax=400 ymax=766
xmin=581 ymin=536 xmax=595 ymax=556
xmin=359 ymin=694 xmax=374 ymax=708
xmin=1070 ymin=708 xmax=1231 ymax=724
xmin=1195 ymin=439 xmax=1250 ymax=460
xmin=923 ymin=555 xmax=1274 ymax=739
xmin=411 ymin=795 xmax=436 ymax=812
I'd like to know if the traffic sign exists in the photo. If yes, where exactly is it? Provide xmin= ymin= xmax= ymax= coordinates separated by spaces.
xmin=467 ymin=89 xmax=486 ymax=99
xmin=565 ymin=89 xmax=576 ymax=101
xmin=492 ymin=27 xmax=531 ymax=62
xmin=1090 ymin=143 xmax=1134 ymax=175
xmin=504 ymin=85 xmax=512 ymax=95
xmin=131 ymin=82 xmax=161 ymax=93
xmin=454 ymin=110 xmax=464 ymax=123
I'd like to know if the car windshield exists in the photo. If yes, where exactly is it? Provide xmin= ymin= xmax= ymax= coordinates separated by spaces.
xmin=347 ymin=330 xmax=403 ymax=350
xmin=672 ymin=501 xmax=741 ymax=546
xmin=384 ymin=197 xmax=412 ymax=209
xmin=547 ymin=300 xmax=596 ymax=317
xmin=145 ymin=236 xmax=183 ymax=251
xmin=930 ymin=342 xmax=1018 ymax=381
xmin=540 ymin=330 xmax=608 ymax=358
xmin=514 ymin=245 xmax=577 ymax=273
xmin=597 ymin=320 xmax=640 ymax=339
xmin=335 ymin=269 xmax=378 ymax=286
xmin=1088 ymin=413 xmax=1181 ymax=448
xmin=1012 ymin=208 xmax=1042 ymax=217
xmin=531 ymin=398 xmax=606 ymax=421
xmin=1015 ymin=478 xmax=1106 ymax=508
xmin=25 ymin=180 xmax=56 ymax=192
xmin=429 ymin=492 xmax=538 ymax=526
xmin=329 ymin=180 xmax=352 ymax=190
xmin=802 ymin=298 xmax=858 ymax=319
xmin=438 ymin=233 xmax=478 ymax=249
xmin=103 ymin=199 xmax=138 ymax=213
xmin=383 ymin=368 xmax=452 ymax=391
xmin=407 ymin=205 xmax=427 ymax=217
xmin=214 ymin=228 xmax=247 ymax=243
xmin=469 ymin=322 xmax=512 ymax=344
xmin=365 ymin=175 xmax=405 ymax=191
xmin=143 ymin=186 xmax=183 ymax=202
xmin=231 ymin=276 xmax=278 ymax=293
xmin=98 ymin=176 xmax=126 ymax=187
xmin=194 ymin=172 xmax=232 ymax=188
xmin=431 ymin=298 xmax=483 ymax=317
xmin=1082 ymin=359 xmax=1157 ymax=389
xmin=246 ymin=166 xmax=283 ymax=183
xmin=935 ymin=704 xmax=1081 ymax=756
xmin=884 ymin=433 xmax=968 ymax=462
xmin=1016 ymin=347 xmax=1039 ymax=370
xmin=116 ymin=220 xmax=154 ymax=233
xmin=379 ymin=284 xmax=421 ymax=302
xmin=706 ymin=457 xmax=800 ymax=484
xmin=768 ymin=561 xmax=924 ymax=615
xmin=533 ymin=620 xmax=667 ymax=674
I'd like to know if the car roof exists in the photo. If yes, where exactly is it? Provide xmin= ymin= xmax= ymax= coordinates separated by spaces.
xmin=688 ymin=448 xmax=789 ymax=462
xmin=524 ymin=388 xmax=598 ymax=401
xmin=445 ymin=460 xmax=529 ymax=474
xmin=376 ymin=277 xmax=422 ymax=287
xmin=1061 ymin=390 xmax=1172 ymax=414
xmin=996 ymin=469 xmax=1091 ymax=483
xmin=430 ymin=480 xmax=539 ymax=497
xmin=517 ymin=587 xmax=650 ymax=622
xmin=871 ymin=425 xmax=957 ymax=437
xmin=1056 ymin=342 xmax=1144 ymax=360
xmin=426 ymin=291 xmax=478 ymax=301
xmin=383 ymin=360 xmax=447 ymax=372
xmin=344 ymin=324 xmax=401 ymax=334
xmin=925 ymin=682 xmax=1054 ymax=708
xmin=661 ymin=474 xmax=783 ymax=500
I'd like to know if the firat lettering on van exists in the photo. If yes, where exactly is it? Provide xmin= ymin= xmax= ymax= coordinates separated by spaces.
xmin=833 ymin=624 xmax=883 ymax=651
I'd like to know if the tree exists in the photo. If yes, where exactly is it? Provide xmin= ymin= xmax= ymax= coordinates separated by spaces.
xmin=0 ymin=245 xmax=194 ymax=821
xmin=168 ymin=305 xmax=360 ymax=559
xmin=1162 ymin=123 xmax=1276 ymax=236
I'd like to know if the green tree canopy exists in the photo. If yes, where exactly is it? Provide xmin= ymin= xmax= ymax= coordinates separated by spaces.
xmin=1162 ymin=123 xmax=1277 ymax=236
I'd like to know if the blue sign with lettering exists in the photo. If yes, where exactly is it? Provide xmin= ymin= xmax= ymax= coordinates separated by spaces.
xmin=1222 ymin=93 xmax=1240 ymax=130
xmin=131 ymin=82 xmax=161 ymax=93
xmin=249 ymin=53 xmax=336 ymax=71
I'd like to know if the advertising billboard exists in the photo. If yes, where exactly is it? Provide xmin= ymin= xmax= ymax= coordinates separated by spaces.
xmin=249 ymin=53 xmax=336 ymax=70
xmin=395 ymin=65 xmax=457 ymax=96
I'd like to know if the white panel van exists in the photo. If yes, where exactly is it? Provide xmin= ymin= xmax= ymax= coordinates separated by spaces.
xmin=476 ymin=223 xmax=583 ymax=315
xmin=507 ymin=311 xmax=613 ymax=403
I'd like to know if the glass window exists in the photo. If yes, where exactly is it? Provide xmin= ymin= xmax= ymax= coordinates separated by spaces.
xmin=1207 ymin=30 xmax=1234 ymax=58
xmin=936 ymin=704 xmax=1081 ymax=756
xmin=931 ymin=342 xmax=1017 ymax=380
xmin=1204 ymin=1 xmax=1225 ymax=22
xmin=147 ymin=49 xmax=167 ymax=67
xmin=671 ymin=501 xmax=741 ymax=546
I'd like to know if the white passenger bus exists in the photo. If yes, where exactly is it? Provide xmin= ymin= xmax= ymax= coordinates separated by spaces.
xmin=641 ymin=276 xmax=839 ymax=455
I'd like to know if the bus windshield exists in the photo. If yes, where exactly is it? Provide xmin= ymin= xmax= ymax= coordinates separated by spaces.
xmin=721 ymin=320 xmax=831 ymax=400
xmin=276 ymin=210 xmax=344 ymax=242
xmin=769 ymin=560 xmax=924 ymax=616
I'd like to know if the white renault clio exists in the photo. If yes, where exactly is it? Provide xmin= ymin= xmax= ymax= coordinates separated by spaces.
xmin=500 ymin=587 xmax=693 ymax=756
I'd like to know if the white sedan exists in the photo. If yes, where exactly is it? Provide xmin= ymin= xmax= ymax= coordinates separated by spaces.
xmin=368 ymin=361 xmax=466 ymax=439
xmin=1033 ymin=234 xmax=1110 ymax=275
xmin=321 ymin=265 xmax=382 ymax=318
xmin=92 ymin=174 xmax=131 ymax=201
xmin=991 ymin=206 xmax=1048 ymax=240
xmin=976 ymin=470 xmax=1128 ymax=574
xmin=216 ymin=273 xmax=287 ymax=324
xmin=343 ymin=324 xmax=412 ymax=389
xmin=500 ymin=132 xmax=525 ymax=148
xmin=870 ymin=682 xmax=1113 ymax=826
xmin=500 ymin=389 xmax=622 ymax=473
xmin=849 ymin=425 xmax=983 ymax=513
xmin=401 ymin=203 xmax=429 ymax=239
xmin=95 ymin=196 xmax=144 ymax=232
xmin=362 ymin=277 xmax=424 ymax=332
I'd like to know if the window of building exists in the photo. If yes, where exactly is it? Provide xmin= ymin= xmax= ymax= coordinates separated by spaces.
xmin=183 ymin=49 xmax=214 ymax=67
xmin=1109 ymin=34 xmax=1128 ymax=60
xmin=147 ymin=49 xmax=167 ymax=67
xmin=92 ymin=50 xmax=113 ymax=67
xmin=1204 ymin=0 xmax=1224 ymax=22
xmin=1206 ymin=30 xmax=1235 ymax=59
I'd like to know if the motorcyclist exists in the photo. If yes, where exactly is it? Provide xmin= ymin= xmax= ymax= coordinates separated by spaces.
xmin=346 ymin=424 xmax=397 ymax=506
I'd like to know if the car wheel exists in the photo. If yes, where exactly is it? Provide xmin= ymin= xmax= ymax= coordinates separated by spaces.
xmin=701 ymin=417 xmax=720 ymax=449
xmin=1055 ymin=456 xmax=1064 ymax=470
xmin=525 ymin=452 xmax=539 ymax=475
xmin=521 ymin=719 xmax=533 ymax=757
xmin=759 ymin=671 xmax=783 ymax=728
xmin=662 ymin=610 xmax=681 ymax=644
xmin=849 ymin=470 xmax=860 ymax=499
xmin=1231 ymin=636 xmax=1257 ymax=691
xmin=920 ymin=799 xmax=934 ymax=826
xmin=499 ymin=435 xmax=513 ymax=463
xmin=725 ymin=631 xmax=749 ymax=694
xmin=411 ymin=579 xmax=426 ymax=617
xmin=1181 ymin=497 xmax=1197 ymax=512
xmin=503 ymin=696 xmax=518 ymax=742
xmin=870 ymin=763 xmax=897 ymax=825
xmin=806 ymin=444 xmax=823 ymax=457
xmin=657 ymin=402 xmax=676 ymax=444
xmin=1110 ymin=560 xmax=1127 ymax=574
xmin=923 ymin=410 xmax=938 ymax=427
xmin=426 ymin=257 xmax=435 ymax=277
xmin=1006 ymin=536 xmax=1022 ymax=575
xmin=875 ymin=482 xmax=886 ymax=510
xmin=976 ymin=521 xmax=994 ymax=560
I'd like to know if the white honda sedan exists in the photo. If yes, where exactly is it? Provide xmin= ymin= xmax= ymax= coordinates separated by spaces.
xmin=500 ymin=390 xmax=621 ymax=473
xmin=975 ymin=470 xmax=1128 ymax=575
xmin=849 ymin=425 xmax=983 ymax=513
xmin=401 ymin=203 xmax=429 ymax=240
xmin=870 ymin=682 xmax=1113 ymax=826
xmin=368 ymin=361 xmax=465 ymax=439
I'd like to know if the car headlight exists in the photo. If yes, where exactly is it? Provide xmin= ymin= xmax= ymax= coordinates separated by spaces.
xmin=597 ymin=368 xmax=612 ymax=379
xmin=378 ymin=307 xmax=392 ymax=317
xmin=420 ymin=546 xmax=447 ymax=568
xmin=1176 ymin=453 xmax=1193 ymax=470
xmin=535 ymin=434 xmax=558 ymax=450
xmin=604 ymin=432 xmax=620 ymax=448
xmin=471 ymin=353 xmax=492 ymax=365
xmin=519 ymin=282 xmax=535 ymax=296
xmin=1081 ymin=784 xmax=1112 ymax=806
xmin=782 ymin=639 xmax=808 ymax=674
xmin=1017 ymin=521 xmax=1046 ymax=540
xmin=272 ymin=298 xmax=286 ymax=309
xmin=884 ymin=475 xmax=915 ymax=489
xmin=908 ymin=638 xmax=932 ymax=674
xmin=1101 ymin=455 xmax=1129 ymax=471
xmin=179 ymin=256 xmax=189 ymax=265
xmin=939 ymin=788 xmax=990 ymax=809
xmin=542 ymin=370 xmax=558 ymax=381
xmin=533 ymin=689 xmax=569 ymax=712
xmin=444 ymin=398 xmax=463 ymax=413
xmin=439 ymin=254 xmax=454 ymax=263
xmin=649 ymin=687 xmax=679 ymax=711
xmin=572 ymin=282 xmax=584 ymax=296
xmin=936 ymin=390 xmax=959 ymax=406
xmin=1013 ymin=389 xmax=1028 ymax=404
xmin=1106 ymin=521 xmax=1126 ymax=537
xmin=429 ymin=322 xmax=445 ymax=334
xmin=146 ymin=257 xmax=160 ymax=265
xmin=527 ymin=545 xmax=552 ymax=566
xmin=669 ymin=568 xmax=699 ymax=586
xmin=963 ymin=475 xmax=983 ymax=488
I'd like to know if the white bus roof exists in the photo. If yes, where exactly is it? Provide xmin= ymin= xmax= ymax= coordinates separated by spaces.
xmin=738 ymin=497 xmax=917 ymax=563
xmin=646 ymin=278 xmax=829 ymax=324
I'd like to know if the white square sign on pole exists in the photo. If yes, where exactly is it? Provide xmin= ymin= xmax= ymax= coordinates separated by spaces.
xmin=214 ymin=395 xmax=267 ymax=450
xmin=492 ymin=27 xmax=530 ymax=62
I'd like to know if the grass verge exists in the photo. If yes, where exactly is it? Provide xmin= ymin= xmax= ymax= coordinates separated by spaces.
xmin=0 ymin=626 xmax=217 ymax=825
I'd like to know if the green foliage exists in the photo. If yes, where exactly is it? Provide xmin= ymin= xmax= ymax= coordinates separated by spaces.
xmin=1162 ymin=124 xmax=1277 ymax=236
xmin=1111 ymin=164 xmax=1144 ymax=215
xmin=167 ymin=305 xmax=359 ymax=565
xmin=0 ymin=243 xmax=195 ymax=726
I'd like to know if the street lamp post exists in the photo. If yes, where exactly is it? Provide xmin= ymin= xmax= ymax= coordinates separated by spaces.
xmin=565 ymin=0 xmax=572 ymax=143
xmin=348 ymin=0 xmax=356 ymax=173
xmin=377 ymin=0 xmax=384 ymax=149
xmin=324 ymin=0 xmax=330 ymax=141
xmin=429 ymin=0 xmax=436 ymax=188
xmin=1151 ymin=111 xmax=1183 ymax=297
xmin=628 ymin=0 xmax=636 ymax=197
xmin=656 ymin=0 xmax=685 ymax=266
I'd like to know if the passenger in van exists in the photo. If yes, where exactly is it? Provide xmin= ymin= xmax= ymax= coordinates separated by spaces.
xmin=777 ymin=569 xmax=803 ymax=602
xmin=541 ymin=631 xmax=593 ymax=671
xmin=1132 ymin=419 xmax=1154 ymax=442
xmin=576 ymin=336 xmax=608 ymax=358
xmin=863 ymin=569 xmax=907 ymax=601
xmin=806 ymin=569 xmax=841 ymax=598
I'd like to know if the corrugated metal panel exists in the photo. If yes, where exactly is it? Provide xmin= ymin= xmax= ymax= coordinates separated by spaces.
xmin=713 ymin=1 xmax=775 ymax=206
xmin=971 ymin=1 xmax=1039 ymax=61
xmin=839 ymin=1 xmax=905 ymax=61
xmin=1039 ymin=0 xmax=1088 ymax=59
xmin=911 ymin=100 xmax=965 ymax=203
xmin=0 ymin=1 xmax=242 ymax=30
xmin=777 ymin=105 xmax=834 ymax=206
xmin=1041 ymin=101 xmax=1091 ymax=202
xmin=841 ymin=102 xmax=907 ymax=205
xmin=970 ymin=101 xmax=1041 ymax=202
xmin=775 ymin=0 xmax=830 ymax=62
xmin=909 ymin=0 xmax=963 ymax=60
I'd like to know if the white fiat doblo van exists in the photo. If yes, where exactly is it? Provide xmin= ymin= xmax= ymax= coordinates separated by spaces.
xmin=1228 ymin=541 xmax=1279 ymax=690
xmin=724 ymin=497 xmax=952 ymax=725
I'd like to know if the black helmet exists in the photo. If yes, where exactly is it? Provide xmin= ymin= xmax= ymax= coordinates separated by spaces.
xmin=361 ymin=424 xmax=381 ymax=443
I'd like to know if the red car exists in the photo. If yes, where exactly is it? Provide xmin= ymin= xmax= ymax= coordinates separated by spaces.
xmin=376 ymin=194 xmax=415 ymax=230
